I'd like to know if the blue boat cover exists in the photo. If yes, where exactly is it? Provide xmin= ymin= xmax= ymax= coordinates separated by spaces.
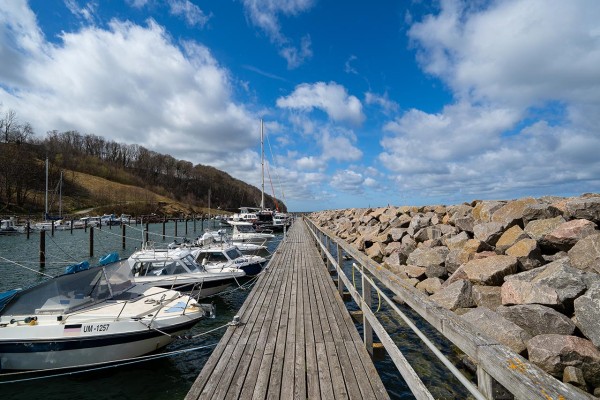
xmin=65 ymin=261 xmax=90 ymax=274
xmin=98 ymin=252 xmax=119 ymax=265
xmin=0 ymin=289 xmax=21 ymax=309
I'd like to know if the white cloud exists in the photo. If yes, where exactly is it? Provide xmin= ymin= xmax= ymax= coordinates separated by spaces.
xmin=344 ymin=55 xmax=358 ymax=74
xmin=365 ymin=91 xmax=399 ymax=115
xmin=378 ymin=0 xmax=600 ymax=201
xmin=64 ymin=0 xmax=98 ymax=24
xmin=241 ymin=0 xmax=314 ymax=68
xmin=330 ymin=169 xmax=364 ymax=194
xmin=320 ymin=128 xmax=362 ymax=162
xmin=168 ymin=0 xmax=211 ymax=28
xmin=276 ymin=82 xmax=365 ymax=124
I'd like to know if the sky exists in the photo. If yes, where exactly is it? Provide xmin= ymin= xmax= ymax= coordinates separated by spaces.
xmin=1 ymin=0 xmax=599 ymax=212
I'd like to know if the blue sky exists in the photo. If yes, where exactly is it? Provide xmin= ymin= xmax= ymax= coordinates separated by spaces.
xmin=1 ymin=1 xmax=599 ymax=211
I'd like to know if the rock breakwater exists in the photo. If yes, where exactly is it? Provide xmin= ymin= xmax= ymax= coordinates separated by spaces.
xmin=310 ymin=194 xmax=600 ymax=397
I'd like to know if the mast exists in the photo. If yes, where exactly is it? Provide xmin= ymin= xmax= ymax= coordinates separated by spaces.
xmin=260 ymin=119 xmax=265 ymax=211
xmin=45 ymin=157 xmax=48 ymax=220
xmin=59 ymin=170 xmax=63 ymax=218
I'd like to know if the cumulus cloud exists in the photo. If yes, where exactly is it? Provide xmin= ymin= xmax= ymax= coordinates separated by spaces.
xmin=330 ymin=169 xmax=365 ymax=194
xmin=379 ymin=0 xmax=600 ymax=200
xmin=276 ymin=82 xmax=365 ymax=124
xmin=65 ymin=0 xmax=98 ymax=24
xmin=0 ymin=6 xmax=257 ymax=169
xmin=241 ymin=0 xmax=314 ymax=68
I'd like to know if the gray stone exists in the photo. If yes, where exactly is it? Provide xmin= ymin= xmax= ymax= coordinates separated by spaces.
xmin=568 ymin=233 xmax=600 ymax=274
xmin=491 ymin=198 xmax=538 ymax=227
xmin=472 ymin=200 xmax=505 ymax=223
xmin=574 ymin=282 xmax=600 ymax=348
xmin=462 ymin=307 xmax=531 ymax=354
xmin=365 ymin=241 xmax=383 ymax=262
xmin=472 ymin=286 xmax=503 ymax=309
xmin=416 ymin=277 xmax=443 ymax=294
xmin=430 ymin=279 xmax=475 ymax=310
xmin=562 ymin=366 xmax=586 ymax=389
xmin=406 ymin=246 xmax=449 ymax=269
xmin=414 ymin=226 xmax=443 ymax=243
xmin=444 ymin=231 xmax=470 ymax=251
xmin=527 ymin=334 xmax=600 ymax=387
xmin=543 ymin=219 xmax=598 ymax=251
xmin=496 ymin=304 xmax=576 ymax=337
xmin=444 ymin=248 xmax=474 ymax=275
xmin=473 ymin=221 xmax=504 ymax=246
xmin=501 ymin=279 xmax=561 ymax=306
xmin=454 ymin=215 xmax=475 ymax=233
xmin=403 ymin=265 xmax=427 ymax=279
xmin=565 ymin=197 xmax=600 ymax=223
xmin=505 ymin=238 xmax=543 ymax=271
xmin=524 ymin=216 xmax=566 ymax=241
xmin=461 ymin=255 xmax=518 ymax=286
xmin=523 ymin=202 xmax=563 ymax=223
xmin=389 ymin=227 xmax=407 ymax=241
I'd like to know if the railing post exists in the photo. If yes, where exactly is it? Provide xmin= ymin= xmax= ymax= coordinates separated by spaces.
xmin=477 ymin=366 xmax=494 ymax=399
xmin=337 ymin=242 xmax=344 ymax=297
xmin=362 ymin=264 xmax=373 ymax=356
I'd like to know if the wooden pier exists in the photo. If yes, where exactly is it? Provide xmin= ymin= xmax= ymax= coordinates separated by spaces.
xmin=185 ymin=219 xmax=389 ymax=400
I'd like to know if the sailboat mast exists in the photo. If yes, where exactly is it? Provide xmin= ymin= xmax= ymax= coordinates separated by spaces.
xmin=260 ymin=119 xmax=265 ymax=211
xmin=45 ymin=157 xmax=48 ymax=220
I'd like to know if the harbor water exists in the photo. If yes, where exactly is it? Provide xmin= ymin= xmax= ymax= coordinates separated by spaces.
xmin=0 ymin=220 xmax=472 ymax=399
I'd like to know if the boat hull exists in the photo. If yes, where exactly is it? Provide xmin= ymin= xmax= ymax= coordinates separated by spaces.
xmin=0 ymin=318 xmax=200 ymax=371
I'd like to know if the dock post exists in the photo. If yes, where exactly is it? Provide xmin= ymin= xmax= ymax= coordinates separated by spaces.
xmin=70 ymin=219 xmax=73 ymax=234
xmin=89 ymin=227 xmax=94 ymax=257
xmin=145 ymin=222 xmax=149 ymax=244
xmin=51 ymin=221 xmax=55 ymax=236
xmin=162 ymin=218 xmax=166 ymax=241
xmin=362 ymin=264 xmax=374 ymax=356
xmin=337 ymin=243 xmax=344 ymax=296
xmin=39 ymin=229 xmax=46 ymax=269
xmin=122 ymin=224 xmax=126 ymax=250
xmin=26 ymin=221 xmax=30 ymax=240
xmin=185 ymin=218 xmax=188 ymax=235
xmin=175 ymin=219 xmax=178 ymax=237
xmin=193 ymin=214 xmax=196 ymax=232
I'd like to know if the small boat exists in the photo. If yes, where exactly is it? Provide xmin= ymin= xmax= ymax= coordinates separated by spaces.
xmin=0 ymin=258 xmax=213 ymax=371
xmin=191 ymin=242 xmax=267 ymax=276
xmin=0 ymin=218 xmax=26 ymax=235
xmin=127 ymin=247 xmax=246 ymax=298
xmin=195 ymin=230 xmax=271 ymax=257
xmin=229 ymin=221 xmax=275 ymax=244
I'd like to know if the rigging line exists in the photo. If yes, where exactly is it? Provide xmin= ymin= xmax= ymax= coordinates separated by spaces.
xmin=0 ymin=342 xmax=219 ymax=385
xmin=0 ymin=255 xmax=53 ymax=278
xmin=264 ymin=162 xmax=279 ymax=211
xmin=46 ymin=233 xmax=79 ymax=263
xmin=264 ymin=130 xmax=286 ymax=204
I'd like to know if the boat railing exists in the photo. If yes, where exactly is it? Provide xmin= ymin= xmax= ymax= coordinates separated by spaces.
xmin=304 ymin=218 xmax=588 ymax=400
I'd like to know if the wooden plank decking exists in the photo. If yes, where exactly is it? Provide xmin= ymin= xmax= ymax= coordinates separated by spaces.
xmin=185 ymin=219 xmax=390 ymax=400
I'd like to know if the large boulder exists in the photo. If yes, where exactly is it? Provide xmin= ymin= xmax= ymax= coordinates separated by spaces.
xmin=542 ymin=219 xmax=598 ymax=251
xmin=462 ymin=307 xmax=531 ymax=354
xmin=444 ymin=231 xmax=470 ymax=251
xmin=496 ymin=225 xmax=530 ymax=253
xmin=416 ymin=277 xmax=443 ymax=294
xmin=527 ymin=334 xmax=600 ymax=387
xmin=491 ymin=198 xmax=537 ymax=228
xmin=473 ymin=222 xmax=504 ymax=246
xmin=430 ymin=279 xmax=475 ymax=310
xmin=522 ymin=202 xmax=563 ymax=223
xmin=496 ymin=304 xmax=576 ymax=337
xmin=472 ymin=200 xmax=505 ymax=223
xmin=505 ymin=238 xmax=543 ymax=271
xmin=574 ymin=282 xmax=600 ymax=348
xmin=461 ymin=255 xmax=518 ymax=286
xmin=568 ymin=233 xmax=600 ymax=274
xmin=564 ymin=197 xmax=600 ymax=223
xmin=524 ymin=216 xmax=566 ymax=242
xmin=406 ymin=246 xmax=449 ymax=270
xmin=471 ymin=286 xmax=503 ymax=309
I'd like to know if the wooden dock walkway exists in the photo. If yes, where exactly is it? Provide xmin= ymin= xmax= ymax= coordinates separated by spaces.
xmin=185 ymin=219 xmax=390 ymax=400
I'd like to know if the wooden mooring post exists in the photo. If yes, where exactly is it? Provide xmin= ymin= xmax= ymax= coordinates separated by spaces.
xmin=122 ymin=224 xmax=126 ymax=250
xmin=39 ymin=229 xmax=45 ymax=268
xmin=89 ymin=227 xmax=94 ymax=257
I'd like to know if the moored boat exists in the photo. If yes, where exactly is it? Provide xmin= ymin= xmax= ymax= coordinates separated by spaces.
xmin=0 ymin=259 xmax=213 ymax=371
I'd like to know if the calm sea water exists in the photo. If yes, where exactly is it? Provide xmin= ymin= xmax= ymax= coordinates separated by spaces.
xmin=0 ymin=221 xmax=473 ymax=399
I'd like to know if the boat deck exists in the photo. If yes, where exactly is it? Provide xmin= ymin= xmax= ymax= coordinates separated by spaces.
xmin=185 ymin=218 xmax=389 ymax=399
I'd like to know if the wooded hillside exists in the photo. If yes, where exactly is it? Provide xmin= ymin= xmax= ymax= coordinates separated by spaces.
xmin=0 ymin=123 xmax=285 ymax=217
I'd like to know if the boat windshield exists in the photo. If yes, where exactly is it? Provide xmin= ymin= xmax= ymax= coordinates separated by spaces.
xmin=236 ymin=225 xmax=255 ymax=233
xmin=226 ymin=248 xmax=243 ymax=260
xmin=1 ymin=260 xmax=133 ymax=316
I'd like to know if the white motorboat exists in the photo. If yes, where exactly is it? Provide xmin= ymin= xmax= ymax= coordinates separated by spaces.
xmin=0 ymin=218 xmax=26 ymax=235
xmin=127 ymin=248 xmax=246 ymax=298
xmin=191 ymin=242 xmax=267 ymax=277
xmin=229 ymin=221 xmax=275 ymax=244
xmin=0 ymin=259 xmax=213 ymax=371
xmin=195 ymin=230 xmax=270 ymax=257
